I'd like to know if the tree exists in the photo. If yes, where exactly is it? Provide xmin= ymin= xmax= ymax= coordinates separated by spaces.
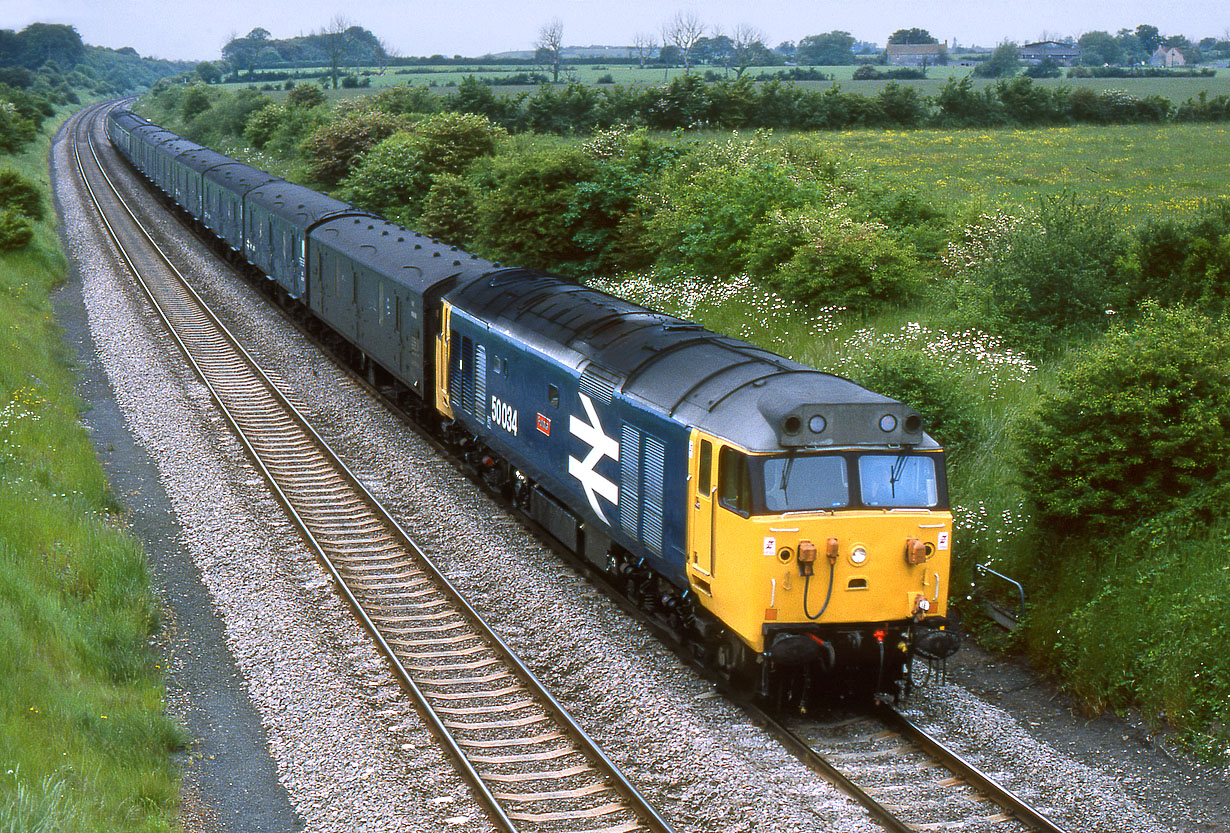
xmin=193 ymin=61 xmax=215 ymax=84
xmin=796 ymin=31 xmax=856 ymax=65
xmin=1135 ymin=24 xmax=1162 ymax=54
xmin=663 ymin=11 xmax=705 ymax=72
xmin=888 ymin=28 xmax=937 ymax=45
xmin=731 ymin=25 xmax=768 ymax=76
xmin=974 ymin=41 xmax=1020 ymax=78
xmin=1078 ymin=31 xmax=1124 ymax=66
xmin=320 ymin=15 xmax=353 ymax=89
xmin=631 ymin=33 xmax=656 ymax=68
xmin=535 ymin=18 xmax=564 ymax=83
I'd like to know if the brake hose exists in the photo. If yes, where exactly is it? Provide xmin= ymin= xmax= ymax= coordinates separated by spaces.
xmin=803 ymin=558 xmax=835 ymax=620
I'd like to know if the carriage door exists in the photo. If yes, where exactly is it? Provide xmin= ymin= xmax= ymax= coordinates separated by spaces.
xmin=691 ymin=436 xmax=715 ymax=579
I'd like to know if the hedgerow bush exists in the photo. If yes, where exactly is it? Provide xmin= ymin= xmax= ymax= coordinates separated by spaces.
xmin=0 ymin=168 xmax=44 ymax=220
xmin=0 ymin=208 xmax=33 ymax=251
xmin=762 ymin=208 xmax=923 ymax=313
xmin=300 ymin=108 xmax=408 ymax=184
xmin=938 ymin=193 xmax=1126 ymax=353
xmin=1013 ymin=303 xmax=1230 ymax=542
xmin=342 ymin=112 xmax=506 ymax=223
xmin=1122 ymin=198 xmax=1230 ymax=316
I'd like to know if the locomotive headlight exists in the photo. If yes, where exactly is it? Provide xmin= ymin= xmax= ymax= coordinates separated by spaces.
xmin=879 ymin=413 xmax=897 ymax=432
xmin=850 ymin=546 xmax=868 ymax=566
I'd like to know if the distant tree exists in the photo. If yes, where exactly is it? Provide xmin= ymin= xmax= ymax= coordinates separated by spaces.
xmin=195 ymin=61 xmax=222 ymax=83
xmin=287 ymin=82 xmax=326 ymax=108
xmin=16 ymin=23 xmax=85 ymax=69
xmin=535 ymin=18 xmax=564 ymax=83
xmin=1078 ymin=30 xmax=1124 ymax=66
xmin=663 ymin=11 xmax=705 ymax=72
xmin=631 ymin=32 xmax=656 ymax=67
xmin=1116 ymin=29 xmax=1146 ymax=64
xmin=731 ymin=24 xmax=769 ymax=76
xmin=796 ymin=31 xmax=855 ymax=65
xmin=1135 ymin=24 xmax=1163 ymax=54
xmin=888 ymin=28 xmax=937 ymax=45
xmin=974 ymin=41 xmax=1020 ymax=77
xmin=321 ymin=15 xmax=353 ymax=89
xmin=774 ymin=41 xmax=796 ymax=57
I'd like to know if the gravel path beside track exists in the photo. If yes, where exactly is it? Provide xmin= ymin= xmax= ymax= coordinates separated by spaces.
xmin=53 ymin=112 xmax=1229 ymax=833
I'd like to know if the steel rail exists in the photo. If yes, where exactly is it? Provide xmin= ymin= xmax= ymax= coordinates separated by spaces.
xmin=885 ymin=706 xmax=1071 ymax=833
xmin=71 ymin=101 xmax=673 ymax=833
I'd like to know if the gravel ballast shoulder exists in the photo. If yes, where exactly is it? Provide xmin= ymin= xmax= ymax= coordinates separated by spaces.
xmin=53 ymin=112 xmax=1229 ymax=833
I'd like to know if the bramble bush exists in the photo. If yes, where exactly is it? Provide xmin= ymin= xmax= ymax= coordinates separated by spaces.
xmin=342 ymin=112 xmax=506 ymax=224
xmin=1013 ymin=303 xmax=1230 ymax=543
xmin=1122 ymin=198 xmax=1230 ymax=316
xmin=300 ymin=108 xmax=409 ymax=184
xmin=0 ymin=208 xmax=33 ymax=251
xmin=938 ymin=192 xmax=1126 ymax=353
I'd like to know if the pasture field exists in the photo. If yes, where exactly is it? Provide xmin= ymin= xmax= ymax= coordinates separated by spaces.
xmin=219 ymin=61 xmax=1230 ymax=106
xmin=798 ymin=123 xmax=1230 ymax=223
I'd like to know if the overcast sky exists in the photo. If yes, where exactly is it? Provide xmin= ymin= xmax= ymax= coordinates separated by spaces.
xmin=9 ymin=0 xmax=1229 ymax=62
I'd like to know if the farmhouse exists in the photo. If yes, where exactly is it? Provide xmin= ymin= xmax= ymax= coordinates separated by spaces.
xmin=1020 ymin=41 xmax=1082 ymax=66
xmin=885 ymin=43 xmax=947 ymax=66
xmin=1150 ymin=46 xmax=1187 ymax=67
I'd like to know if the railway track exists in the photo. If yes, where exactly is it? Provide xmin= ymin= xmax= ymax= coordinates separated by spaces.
xmin=70 ymin=101 xmax=673 ymax=833
xmin=753 ymin=701 xmax=1072 ymax=833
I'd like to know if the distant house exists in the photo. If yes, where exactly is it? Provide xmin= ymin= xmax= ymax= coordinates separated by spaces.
xmin=885 ymin=43 xmax=947 ymax=66
xmin=1150 ymin=46 xmax=1187 ymax=67
xmin=1020 ymin=41 xmax=1081 ymax=66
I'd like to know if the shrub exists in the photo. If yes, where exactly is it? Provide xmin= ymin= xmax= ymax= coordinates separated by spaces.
xmin=0 ymin=208 xmax=34 ymax=251
xmin=1013 ymin=303 xmax=1230 ymax=541
xmin=847 ymin=347 xmax=984 ymax=455
xmin=939 ymin=192 xmax=1126 ymax=352
xmin=180 ymin=85 xmax=211 ymax=121
xmin=418 ymin=173 xmax=477 ymax=247
xmin=1122 ymin=199 xmax=1230 ymax=316
xmin=765 ymin=209 xmax=923 ymax=313
xmin=301 ymin=109 xmax=408 ymax=184
xmin=0 ymin=168 xmax=44 ymax=220
xmin=343 ymin=113 xmax=505 ymax=221
xmin=243 ymin=102 xmax=284 ymax=149
xmin=286 ymin=83 xmax=325 ymax=109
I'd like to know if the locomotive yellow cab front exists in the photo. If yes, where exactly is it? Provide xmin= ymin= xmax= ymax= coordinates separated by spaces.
xmin=688 ymin=425 xmax=956 ymax=693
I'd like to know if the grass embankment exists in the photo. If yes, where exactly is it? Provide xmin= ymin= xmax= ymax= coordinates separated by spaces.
xmin=0 ymin=116 xmax=183 ymax=830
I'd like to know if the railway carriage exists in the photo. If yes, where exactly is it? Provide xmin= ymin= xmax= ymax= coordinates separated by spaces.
xmin=107 ymin=107 xmax=959 ymax=700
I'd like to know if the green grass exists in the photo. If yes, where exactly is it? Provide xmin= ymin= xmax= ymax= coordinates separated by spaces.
xmin=216 ymin=61 xmax=1230 ymax=106
xmin=782 ymin=122 xmax=1230 ymax=224
xmin=0 ymin=114 xmax=184 ymax=831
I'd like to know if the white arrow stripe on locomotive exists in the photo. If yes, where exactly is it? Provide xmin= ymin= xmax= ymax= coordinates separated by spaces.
xmin=567 ymin=393 xmax=619 ymax=523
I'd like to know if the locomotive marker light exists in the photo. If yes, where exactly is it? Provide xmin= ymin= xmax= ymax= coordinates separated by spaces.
xmin=850 ymin=545 xmax=868 ymax=566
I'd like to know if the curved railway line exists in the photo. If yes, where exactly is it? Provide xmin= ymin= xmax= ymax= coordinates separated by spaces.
xmin=71 ymin=97 xmax=1093 ymax=833
xmin=69 ymin=100 xmax=673 ymax=833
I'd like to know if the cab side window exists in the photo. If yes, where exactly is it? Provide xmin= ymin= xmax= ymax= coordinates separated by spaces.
xmin=697 ymin=440 xmax=712 ymax=496
xmin=718 ymin=447 xmax=751 ymax=516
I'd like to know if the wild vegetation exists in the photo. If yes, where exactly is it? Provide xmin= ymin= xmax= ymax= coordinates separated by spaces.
xmin=138 ymin=76 xmax=1230 ymax=760
xmin=1 ymin=26 xmax=186 ymax=832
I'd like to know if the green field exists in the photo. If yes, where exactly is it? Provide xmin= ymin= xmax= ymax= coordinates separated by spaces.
xmin=217 ymin=61 xmax=1230 ymax=106
xmin=799 ymin=122 xmax=1230 ymax=222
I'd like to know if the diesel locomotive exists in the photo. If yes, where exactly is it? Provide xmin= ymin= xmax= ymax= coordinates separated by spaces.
xmin=107 ymin=107 xmax=959 ymax=701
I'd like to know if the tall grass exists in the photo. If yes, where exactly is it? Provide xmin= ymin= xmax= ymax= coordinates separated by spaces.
xmin=0 ymin=115 xmax=184 ymax=831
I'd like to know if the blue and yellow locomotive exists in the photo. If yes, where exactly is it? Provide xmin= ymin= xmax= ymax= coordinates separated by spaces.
xmin=107 ymin=108 xmax=958 ymax=700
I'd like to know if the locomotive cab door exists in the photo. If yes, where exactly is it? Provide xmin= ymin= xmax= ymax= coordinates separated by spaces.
xmin=690 ymin=433 xmax=716 ymax=582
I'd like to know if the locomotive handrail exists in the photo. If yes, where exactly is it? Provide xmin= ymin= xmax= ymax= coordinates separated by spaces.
xmin=975 ymin=563 xmax=1027 ymax=629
